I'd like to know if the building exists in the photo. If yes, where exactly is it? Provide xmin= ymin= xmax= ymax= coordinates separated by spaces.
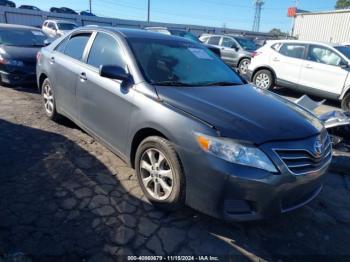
xmin=293 ymin=9 xmax=350 ymax=43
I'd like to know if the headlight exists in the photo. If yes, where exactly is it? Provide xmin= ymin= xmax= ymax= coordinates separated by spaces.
xmin=195 ymin=132 xmax=278 ymax=173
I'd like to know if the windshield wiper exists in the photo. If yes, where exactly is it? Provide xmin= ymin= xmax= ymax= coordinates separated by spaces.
xmin=152 ymin=81 xmax=194 ymax=87
xmin=201 ymin=81 xmax=242 ymax=86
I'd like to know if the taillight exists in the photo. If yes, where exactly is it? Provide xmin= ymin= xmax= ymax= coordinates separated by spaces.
xmin=252 ymin=51 xmax=262 ymax=58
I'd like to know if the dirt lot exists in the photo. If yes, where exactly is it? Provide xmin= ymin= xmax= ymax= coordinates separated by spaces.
xmin=1 ymin=85 xmax=350 ymax=261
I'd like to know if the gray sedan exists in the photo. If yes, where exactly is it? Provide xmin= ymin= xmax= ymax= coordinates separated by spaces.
xmin=37 ymin=27 xmax=331 ymax=221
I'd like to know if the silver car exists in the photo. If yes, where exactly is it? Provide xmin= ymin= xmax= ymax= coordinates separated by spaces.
xmin=37 ymin=27 xmax=331 ymax=221
xmin=200 ymin=34 xmax=258 ymax=75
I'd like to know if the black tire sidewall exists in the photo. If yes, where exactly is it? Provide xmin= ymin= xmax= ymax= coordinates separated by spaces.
xmin=135 ymin=136 xmax=185 ymax=210
xmin=253 ymin=69 xmax=274 ymax=90
xmin=341 ymin=93 xmax=350 ymax=112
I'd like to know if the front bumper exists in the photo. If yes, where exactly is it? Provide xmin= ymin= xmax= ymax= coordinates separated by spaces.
xmin=180 ymin=134 xmax=331 ymax=221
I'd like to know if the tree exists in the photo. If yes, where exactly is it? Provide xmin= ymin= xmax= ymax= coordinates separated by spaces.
xmin=269 ymin=28 xmax=287 ymax=37
xmin=335 ymin=0 xmax=350 ymax=9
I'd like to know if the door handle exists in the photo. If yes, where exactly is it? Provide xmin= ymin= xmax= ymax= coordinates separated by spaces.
xmin=49 ymin=57 xmax=55 ymax=64
xmin=272 ymin=57 xmax=280 ymax=62
xmin=80 ymin=72 xmax=87 ymax=81
xmin=305 ymin=64 xmax=313 ymax=69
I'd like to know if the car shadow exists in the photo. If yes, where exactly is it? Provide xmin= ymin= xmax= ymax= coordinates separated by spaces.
xmin=1 ymin=116 xmax=350 ymax=261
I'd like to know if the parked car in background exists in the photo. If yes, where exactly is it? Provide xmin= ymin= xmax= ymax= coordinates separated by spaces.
xmin=18 ymin=5 xmax=41 ymax=11
xmin=50 ymin=7 xmax=78 ymax=15
xmin=0 ymin=0 xmax=15 ymax=7
xmin=37 ymin=27 xmax=331 ymax=221
xmin=247 ymin=40 xmax=350 ymax=111
xmin=80 ymin=10 xmax=96 ymax=16
xmin=0 ymin=23 xmax=47 ymax=85
xmin=200 ymin=34 xmax=258 ymax=75
xmin=144 ymin=27 xmax=221 ymax=57
xmin=42 ymin=20 xmax=78 ymax=38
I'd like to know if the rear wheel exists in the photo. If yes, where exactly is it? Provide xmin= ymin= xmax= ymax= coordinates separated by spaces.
xmin=253 ymin=69 xmax=274 ymax=90
xmin=41 ymin=78 xmax=60 ymax=121
xmin=341 ymin=93 xmax=350 ymax=112
xmin=237 ymin=58 xmax=251 ymax=75
xmin=135 ymin=136 xmax=185 ymax=210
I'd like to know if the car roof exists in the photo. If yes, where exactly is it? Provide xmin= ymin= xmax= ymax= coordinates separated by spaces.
xmin=0 ymin=23 xmax=41 ymax=30
xmin=267 ymin=39 xmax=342 ymax=47
xmin=44 ymin=19 xmax=77 ymax=24
xmin=85 ymin=27 xmax=193 ymax=41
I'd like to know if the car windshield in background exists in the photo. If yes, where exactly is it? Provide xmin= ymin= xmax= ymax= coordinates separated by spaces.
xmin=169 ymin=30 xmax=200 ymax=43
xmin=235 ymin=37 xmax=257 ymax=51
xmin=0 ymin=29 xmax=46 ymax=47
xmin=127 ymin=38 xmax=243 ymax=86
xmin=335 ymin=46 xmax=350 ymax=60
xmin=57 ymin=23 xmax=77 ymax=30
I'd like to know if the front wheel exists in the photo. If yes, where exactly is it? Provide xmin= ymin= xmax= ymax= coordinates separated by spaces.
xmin=237 ymin=58 xmax=250 ymax=75
xmin=253 ymin=69 xmax=274 ymax=90
xmin=341 ymin=93 xmax=350 ymax=112
xmin=135 ymin=136 xmax=185 ymax=211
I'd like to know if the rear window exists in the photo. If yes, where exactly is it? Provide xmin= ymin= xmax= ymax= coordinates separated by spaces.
xmin=207 ymin=36 xmax=220 ymax=45
xmin=63 ymin=33 xmax=91 ymax=61
xmin=57 ymin=23 xmax=77 ymax=30
xmin=279 ymin=43 xmax=306 ymax=59
xmin=0 ymin=28 xmax=46 ymax=47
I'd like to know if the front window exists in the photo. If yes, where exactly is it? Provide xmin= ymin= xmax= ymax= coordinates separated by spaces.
xmin=234 ymin=37 xmax=257 ymax=51
xmin=57 ymin=23 xmax=77 ymax=30
xmin=0 ymin=29 xmax=46 ymax=47
xmin=307 ymin=45 xmax=342 ymax=66
xmin=127 ymin=38 xmax=243 ymax=86
xmin=221 ymin=37 xmax=236 ymax=48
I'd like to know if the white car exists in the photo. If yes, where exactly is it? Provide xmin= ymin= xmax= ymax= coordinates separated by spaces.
xmin=42 ymin=20 xmax=78 ymax=38
xmin=247 ymin=40 xmax=350 ymax=111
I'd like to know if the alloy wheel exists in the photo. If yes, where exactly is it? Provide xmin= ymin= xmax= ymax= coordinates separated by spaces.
xmin=239 ymin=59 xmax=250 ymax=75
xmin=255 ymin=73 xmax=270 ymax=89
xmin=43 ymin=82 xmax=54 ymax=115
xmin=140 ymin=148 xmax=174 ymax=200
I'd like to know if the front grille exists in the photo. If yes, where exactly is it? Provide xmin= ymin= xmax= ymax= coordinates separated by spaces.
xmin=274 ymin=135 xmax=332 ymax=175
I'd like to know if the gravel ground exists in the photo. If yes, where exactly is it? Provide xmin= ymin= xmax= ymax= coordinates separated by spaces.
xmin=1 ymin=85 xmax=350 ymax=262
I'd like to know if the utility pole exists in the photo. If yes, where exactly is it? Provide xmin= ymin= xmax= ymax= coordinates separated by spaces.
xmin=147 ymin=0 xmax=150 ymax=23
xmin=89 ymin=0 xmax=92 ymax=13
xmin=252 ymin=0 xmax=264 ymax=32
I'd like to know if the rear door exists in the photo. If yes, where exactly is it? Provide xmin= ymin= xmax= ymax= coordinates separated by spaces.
xmin=271 ymin=43 xmax=306 ymax=85
xmin=299 ymin=44 xmax=349 ymax=97
xmin=76 ymin=32 xmax=135 ymax=154
xmin=51 ymin=32 xmax=92 ymax=120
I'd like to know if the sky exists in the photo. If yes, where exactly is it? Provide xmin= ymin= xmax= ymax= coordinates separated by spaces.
xmin=14 ymin=0 xmax=336 ymax=33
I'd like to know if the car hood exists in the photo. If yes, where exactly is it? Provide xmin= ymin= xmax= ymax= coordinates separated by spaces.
xmin=1 ymin=45 xmax=41 ymax=62
xmin=155 ymin=84 xmax=323 ymax=144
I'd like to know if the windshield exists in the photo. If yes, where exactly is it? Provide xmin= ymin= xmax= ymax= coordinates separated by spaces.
xmin=57 ymin=23 xmax=77 ymax=30
xmin=335 ymin=46 xmax=350 ymax=60
xmin=127 ymin=38 xmax=243 ymax=86
xmin=169 ymin=30 xmax=200 ymax=43
xmin=234 ymin=37 xmax=257 ymax=51
xmin=0 ymin=29 xmax=46 ymax=47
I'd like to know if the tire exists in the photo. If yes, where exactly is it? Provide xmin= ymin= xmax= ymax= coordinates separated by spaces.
xmin=253 ymin=69 xmax=274 ymax=90
xmin=41 ymin=78 xmax=60 ymax=121
xmin=237 ymin=58 xmax=250 ymax=75
xmin=135 ymin=136 xmax=185 ymax=211
xmin=341 ymin=92 xmax=350 ymax=112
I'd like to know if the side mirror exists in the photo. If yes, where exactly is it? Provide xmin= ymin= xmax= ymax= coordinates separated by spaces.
xmin=231 ymin=45 xmax=239 ymax=51
xmin=99 ymin=65 xmax=129 ymax=81
xmin=340 ymin=61 xmax=349 ymax=69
